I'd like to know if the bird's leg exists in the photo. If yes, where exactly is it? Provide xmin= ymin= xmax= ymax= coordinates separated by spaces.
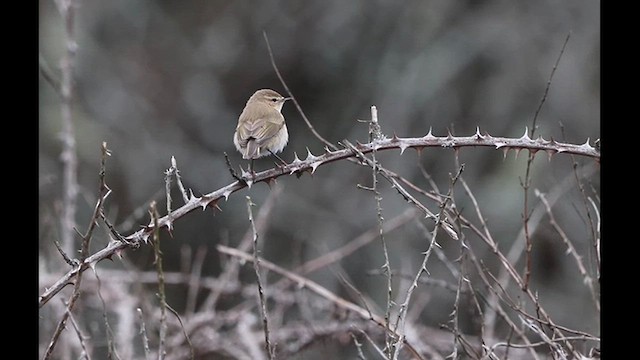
xmin=269 ymin=150 xmax=288 ymax=167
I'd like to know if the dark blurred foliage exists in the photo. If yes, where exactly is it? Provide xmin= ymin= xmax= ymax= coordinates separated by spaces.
xmin=40 ymin=0 xmax=599 ymax=358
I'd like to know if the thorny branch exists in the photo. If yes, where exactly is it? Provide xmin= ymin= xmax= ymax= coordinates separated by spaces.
xmin=43 ymin=142 xmax=111 ymax=360
xmin=39 ymin=131 xmax=599 ymax=308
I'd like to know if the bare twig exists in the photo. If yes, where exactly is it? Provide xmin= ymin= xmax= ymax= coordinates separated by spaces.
xmin=43 ymin=142 xmax=111 ymax=360
xmin=39 ymin=53 xmax=61 ymax=93
xmin=185 ymin=246 xmax=207 ymax=316
xmin=483 ymin=163 xmax=598 ymax=341
xmin=150 ymin=201 xmax=167 ymax=360
xmin=393 ymin=165 xmax=464 ymax=355
xmin=165 ymin=156 xmax=190 ymax=229
xmin=166 ymin=304 xmax=195 ymax=360
xmin=535 ymin=190 xmax=599 ymax=311
xmin=292 ymin=208 xmax=419 ymax=276
xmin=216 ymin=245 xmax=425 ymax=360
xmin=344 ymin=140 xmax=459 ymax=240
xmin=55 ymin=0 xmax=80 ymax=258
xmin=202 ymin=184 xmax=283 ymax=310
xmin=247 ymin=196 xmax=276 ymax=359
xmin=137 ymin=308 xmax=151 ymax=360
xmin=92 ymin=267 xmax=121 ymax=359
xmin=350 ymin=331 xmax=367 ymax=360
xmin=522 ymin=32 xmax=571 ymax=289
xmin=263 ymin=31 xmax=336 ymax=150
xmin=67 ymin=306 xmax=92 ymax=360
xmin=360 ymin=106 xmax=394 ymax=357
xmin=560 ymin=122 xmax=601 ymax=282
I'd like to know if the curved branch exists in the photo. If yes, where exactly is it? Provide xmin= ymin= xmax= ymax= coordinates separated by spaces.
xmin=39 ymin=130 xmax=599 ymax=307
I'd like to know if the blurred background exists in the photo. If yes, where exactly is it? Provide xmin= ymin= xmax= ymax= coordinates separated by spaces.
xmin=39 ymin=0 xmax=599 ymax=358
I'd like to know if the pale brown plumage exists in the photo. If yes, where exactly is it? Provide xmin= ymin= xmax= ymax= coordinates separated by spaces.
xmin=233 ymin=89 xmax=290 ymax=161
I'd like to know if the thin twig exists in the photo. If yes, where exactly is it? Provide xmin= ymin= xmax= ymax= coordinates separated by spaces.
xmin=291 ymin=208 xmax=419 ymax=276
xmin=560 ymin=122 xmax=600 ymax=284
xmin=393 ymin=165 xmax=464 ymax=354
xmin=43 ymin=142 xmax=111 ymax=360
xmin=535 ymin=190 xmax=599 ymax=311
xmin=92 ymin=267 xmax=121 ymax=359
xmin=363 ymin=106 xmax=394 ymax=357
xmin=40 ymin=53 xmax=61 ymax=93
xmin=350 ymin=331 xmax=367 ymax=360
xmin=56 ymin=0 xmax=80 ymax=258
xmin=67 ymin=305 xmax=92 ymax=360
xmin=166 ymin=304 xmax=195 ymax=360
xmin=185 ymin=246 xmax=207 ymax=316
xmin=263 ymin=31 xmax=336 ymax=150
xmin=522 ymin=32 xmax=571 ymax=290
xmin=216 ymin=245 xmax=426 ymax=360
xmin=247 ymin=196 xmax=275 ymax=359
xmin=224 ymin=152 xmax=246 ymax=183
xmin=201 ymin=184 xmax=283 ymax=310
xmin=150 ymin=201 xmax=167 ymax=360
xmin=137 ymin=308 xmax=151 ymax=360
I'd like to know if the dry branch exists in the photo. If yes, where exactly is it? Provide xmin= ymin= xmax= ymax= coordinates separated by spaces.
xmin=39 ymin=131 xmax=599 ymax=308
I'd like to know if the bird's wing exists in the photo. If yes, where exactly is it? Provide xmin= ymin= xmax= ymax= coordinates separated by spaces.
xmin=236 ymin=103 xmax=285 ymax=145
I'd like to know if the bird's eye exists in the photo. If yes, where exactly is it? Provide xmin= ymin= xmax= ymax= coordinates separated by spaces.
xmin=271 ymin=98 xmax=278 ymax=102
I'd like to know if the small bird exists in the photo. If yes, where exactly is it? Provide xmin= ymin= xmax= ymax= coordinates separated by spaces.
xmin=233 ymin=89 xmax=291 ymax=170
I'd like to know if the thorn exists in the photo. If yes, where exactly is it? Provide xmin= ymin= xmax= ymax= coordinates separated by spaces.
xmin=414 ymin=146 xmax=424 ymax=155
xmin=502 ymin=148 xmax=509 ymax=159
xmin=529 ymin=149 xmax=538 ymax=157
xmin=521 ymin=126 xmax=531 ymax=141
xmin=399 ymin=142 xmax=409 ymax=155
xmin=292 ymin=152 xmax=302 ymax=164
xmin=514 ymin=148 xmax=521 ymax=159
xmin=446 ymin=128 xmax=453 ymax=139
xmin=310 ymin=162 xmax=320 ymax=174
xmin=545 ymin=149 xmax=555 ymax=161
xmin=266 ymin=178 xmax=277 ymax=188
xmin=423 ymin=127 xmax=435 ymax=139
xmin=223 ymin=189 xmax=233 ymax=201
xmin=583 ymin=137 xmax=591 ymax=146
xmin=495 ymin=142 xmax=507 ymax=149
xmin=474 ymin=126 xmax=483 ymax=140
xmin=324 ymin=146 xmax=332 ymax=154
xmin=305 ymin=147 xmax=318 ymax=161
xmin=391 ymin=133 xmax=400 ymax=141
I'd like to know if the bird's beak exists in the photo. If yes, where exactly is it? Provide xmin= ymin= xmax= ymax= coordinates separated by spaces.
xmin=284 ymin=97 xmax=292 ymax=101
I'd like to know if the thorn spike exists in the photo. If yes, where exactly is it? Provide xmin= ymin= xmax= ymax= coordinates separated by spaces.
xmin=399 ymin=142 xmax=409 ymax=155
xmin=521 ymin=126 xmax=530 ymax=140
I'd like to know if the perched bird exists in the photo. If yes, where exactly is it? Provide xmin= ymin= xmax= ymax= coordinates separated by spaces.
xmin=233 ymin=89 xmax=291 ymax=170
